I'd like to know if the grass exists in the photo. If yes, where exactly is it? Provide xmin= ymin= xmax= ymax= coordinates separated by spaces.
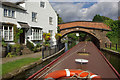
xmin=2 ymin=57 xmax=40 ymax=76
xmin=106 ymin=47 xmax=120 ymax=53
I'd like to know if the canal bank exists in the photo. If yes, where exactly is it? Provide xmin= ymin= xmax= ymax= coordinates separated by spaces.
xmin=2 ymin=48 xmax=65 ymax=80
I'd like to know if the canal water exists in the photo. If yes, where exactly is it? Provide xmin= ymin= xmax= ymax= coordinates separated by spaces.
xmin=101 ymin=50 xmax=120 ymax=74
xmin=12 ymin=42 xmax=120 ymax=80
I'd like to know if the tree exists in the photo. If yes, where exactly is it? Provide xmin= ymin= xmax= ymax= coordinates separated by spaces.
xmin=57 ymin=14 xmax=64 ymax=33
xmin=104 ymin=19 xmax=120 ymax=44
xmin=57 ymin=14 xmax=64 ymax=24
xmin=92 ymin=14 xmax=111 ymax=22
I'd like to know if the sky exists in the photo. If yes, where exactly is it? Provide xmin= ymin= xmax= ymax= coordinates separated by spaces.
xmin=2 ymin=0 xmax=120 ymax=22
xmin=50 ymin=2 xmax=119 ymax=22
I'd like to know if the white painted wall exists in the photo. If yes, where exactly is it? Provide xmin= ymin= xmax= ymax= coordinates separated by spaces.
xmin=25 ymin=0 xmax=57 ymax=45
xmin=0 ymin=0 xmax=57 ymax=45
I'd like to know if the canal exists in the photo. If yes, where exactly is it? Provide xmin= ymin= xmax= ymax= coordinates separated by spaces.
xmin=12 ymin=42 xmax=120 ymax=80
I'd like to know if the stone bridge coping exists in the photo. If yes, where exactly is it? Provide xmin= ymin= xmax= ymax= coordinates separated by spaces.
xmin=58 ymin=21 xmax=111 ymax=31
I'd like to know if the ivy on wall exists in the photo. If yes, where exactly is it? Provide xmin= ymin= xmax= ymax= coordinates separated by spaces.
xmin=13 ymin=25 xmax=23 ymax=43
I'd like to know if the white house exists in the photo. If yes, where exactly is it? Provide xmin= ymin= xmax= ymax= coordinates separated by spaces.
xmin=0 ymin=0 xmax=57 ymax=46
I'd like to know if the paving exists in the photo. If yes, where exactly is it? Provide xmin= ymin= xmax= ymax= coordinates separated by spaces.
xmin=1 ymin=51 xmax=42 ymax=64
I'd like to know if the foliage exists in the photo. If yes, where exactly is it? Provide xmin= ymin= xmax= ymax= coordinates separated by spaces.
xmin=104 ymin=20 xmax=120 ymax=44
xmin=43 ymin=33 xmax=51 ymax=41
xmin=14 ymin=25 xmax=23 ymax=43
xmin=57 ymin=14 xmax=64 ymax=24
xmin=2 ymin=38 xmax=7 ymax=47
xmin=26 ymin=40 xmax=34 ymax=51
xmin=43 ymin=33 xmax=51 ymax=47
xmin=55 ymin=33 xmax=62 ymax=40
xmin=93 ymin=14 xmax=111 ymax=22
xmin=2 ymin=57 xmax=40 ymax=75
xmin=6 ymin=53 xmax=16 ymax=58
xmin=10 ymin=43 xmax=21 ymax=55
xmin=36 ymin=43 xmax=42 ymax=48
xmin=57 ymin=13 xmax=64 ymax=33
xmin=67 ymin=33 xmax=79 ymax=40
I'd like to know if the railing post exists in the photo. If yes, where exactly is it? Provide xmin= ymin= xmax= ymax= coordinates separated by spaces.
xmin=105 ymin=43 xmax=107 ymax=48
xmin=49 ymin=46 xmax=51 ymax=56
xmin=42 ymin=47 xmax=44 ymax=59
xmin=116 ymin=44 xmax=117 ymax=50
xmin=55 ymin=45 xmax=56 ymax=53
xmin=110 ymin=43 xmax=111 ymax=49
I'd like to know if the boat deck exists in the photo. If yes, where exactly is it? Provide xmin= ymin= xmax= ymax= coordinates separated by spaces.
xmin=28 ymin=42 xmax=119 ymax=80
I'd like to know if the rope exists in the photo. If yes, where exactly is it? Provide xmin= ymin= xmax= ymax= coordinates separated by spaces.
xmin=70 ymin=71 xmax=91 ymax=80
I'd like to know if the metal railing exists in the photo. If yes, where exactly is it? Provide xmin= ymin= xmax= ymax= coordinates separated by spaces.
xmin=105 ymin=43 xmax=120 ymax=51
xmin=42 ymin=43 xmax=65 ymax=59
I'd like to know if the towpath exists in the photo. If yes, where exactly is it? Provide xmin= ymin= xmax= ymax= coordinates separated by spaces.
xmin=1 ymin=52 xmax=42 ymax=64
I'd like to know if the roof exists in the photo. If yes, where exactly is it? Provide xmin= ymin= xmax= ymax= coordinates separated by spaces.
xmin=2 ymin=2 xmax=26 ymax=11
xmin=58 ymin=21 xmax=111 ymax=31
xmin=18 ymin=22 xmax=30 ymax=28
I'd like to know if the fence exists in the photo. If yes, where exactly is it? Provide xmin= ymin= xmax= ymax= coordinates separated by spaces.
xmin=105 ymin=43 xmax=120 ymax=51
xmin=42 ymin=43 xmax=65 ymax=59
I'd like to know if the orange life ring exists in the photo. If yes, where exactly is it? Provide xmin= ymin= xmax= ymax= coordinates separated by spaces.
xmin=44 ymin=69 xmax=102 ymax=80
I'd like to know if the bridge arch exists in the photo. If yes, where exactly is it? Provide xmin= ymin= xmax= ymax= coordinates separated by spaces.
xmin=60 ymin=29 xmax=100 ymax=48
xmin=58 ymin=21 xmax=111 ymax=48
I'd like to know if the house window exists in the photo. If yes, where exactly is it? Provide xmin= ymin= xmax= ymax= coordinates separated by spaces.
xmin=32 ymin=28 xmax=42 ymax=40
xmin=49 ymin=30 xmax=53 ymax=36
xmin=4 ymin=9 xmax=7 ymax=17
xmin=40 ymin=2 xmax=45 ymax=8
xmin=2 ymin=25 xmax=13 ymax=41
xmin=4 ymin=9 xmax=15 ymax=18
xmin=49 ymin=17 xmax=53 ymax=25
xmin=32 ymin=12 xmax=37 ymax=22
xmin=12 ymin=11 xmax=15 ymax=18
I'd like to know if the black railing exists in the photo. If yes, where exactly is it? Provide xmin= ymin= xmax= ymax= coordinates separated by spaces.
xmin=105 ymin=43 xmax=120 ymax=51
xmin=42 ymin=43 xmax=65 ymax=59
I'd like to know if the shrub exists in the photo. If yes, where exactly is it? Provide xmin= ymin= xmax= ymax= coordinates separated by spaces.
xmin=11 ymin=43 xmax=21 ymax=55
xmin=6 ymin=53 xmax=16 ymax=58
xmin=2 ymin=38 xmax=7 ymax=47
xmin=26 ymin=40 xmax=34 ymax=51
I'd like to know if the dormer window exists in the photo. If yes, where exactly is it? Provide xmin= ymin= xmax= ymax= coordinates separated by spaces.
xmin=40 ymin=1 xmax=45 ymax=8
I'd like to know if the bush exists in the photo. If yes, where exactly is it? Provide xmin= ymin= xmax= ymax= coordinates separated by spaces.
xmin=26 ymin=40 xmax=34 ymax=51
xmin=6 ymin=53 xmax=16 ymax=58
xmin=2 ymin=38 xmax=7 ymax=47
xmin=11 ymin=44 xmax=21 ymax=55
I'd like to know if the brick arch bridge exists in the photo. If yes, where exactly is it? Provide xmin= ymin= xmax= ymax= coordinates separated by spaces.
xmin=58 ymin=21 xmax=111 ymax=49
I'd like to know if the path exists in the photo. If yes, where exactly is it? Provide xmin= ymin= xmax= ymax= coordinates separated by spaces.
xmin=2 ymin=51 xmax=42 ymax=64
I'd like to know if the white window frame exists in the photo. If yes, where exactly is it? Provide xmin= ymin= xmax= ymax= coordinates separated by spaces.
xmin=49 ymin=30 xmax=53 ymax=36
xmin=2 ymin=25 xmax=14 ymax=41
xmin=49 ymin=17 xmax=53 ymax=25
xmin=32 ymin=12 xmax=37 ymax=22
xmin=4 ymin=9 xmax=15 ymax=18
xmin=32 ymin=28 xmax=42 ymax=40
xmin=40 ymin=1 xmax=45 ymax=8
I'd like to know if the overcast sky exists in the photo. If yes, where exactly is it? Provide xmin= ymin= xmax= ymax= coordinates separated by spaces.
xmin=2 ymin=0 xmax=120 ymax=22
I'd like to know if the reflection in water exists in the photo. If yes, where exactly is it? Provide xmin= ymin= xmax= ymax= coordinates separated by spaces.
xmin=101 ymin=51 xmax=120 ymax=74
